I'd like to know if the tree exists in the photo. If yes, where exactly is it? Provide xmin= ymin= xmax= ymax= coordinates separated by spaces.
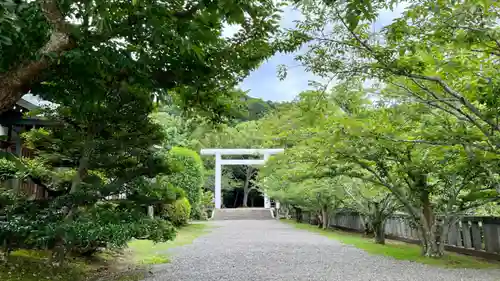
xmin=321 ymin=104 xmax=500 ymax=256
xmin=274 ymin=0 xmax=500 ymax=257
xmin=152 ymin=109 xmax=206 ymax=150
xmin=0 ymin=55 xmax=178 ymax=263
xmin=256 ymin=89 xmax=353 ymax=225
xmin=259 ymin=144 xmax=345 ymax=229
xmin=342 ymin=178 xmax=398 ymax=244
xmin=286 ymin=0 xmax=500 ymax=153
xmin=0 ymin=0 xmax=281 ymax=119
xmin=256 ymin=82 xmax=500 ymax=257
xmin=231 ymin=93 xmax=276 ymax=123
xmin=162 ymin=147 xmax=205 ymax=219
xmin=260 ymin=89 xmax=351 ymax=148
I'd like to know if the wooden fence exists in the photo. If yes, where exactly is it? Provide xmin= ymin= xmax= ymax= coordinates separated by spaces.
xmin=300 ymin=211 xmax=500 ymax=260
xmin=3 ymin=144 xmax=48 ymax=199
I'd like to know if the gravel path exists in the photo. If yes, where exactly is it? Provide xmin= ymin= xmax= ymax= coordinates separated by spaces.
xmin=144 ymin=220 xmax=500 ymax=281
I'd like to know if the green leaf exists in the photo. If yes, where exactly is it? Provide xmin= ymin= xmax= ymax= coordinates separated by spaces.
xmin=0 ymin=35 xmax=12 ymax=45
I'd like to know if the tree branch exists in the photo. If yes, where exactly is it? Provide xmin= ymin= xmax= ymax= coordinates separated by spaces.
xmin=394 ymin=79 xmax=498 ymax=150
xmin=173 ymin=2 xmax=204 ymax=19
xmin=379 ymin=136 xmax=494 ymax=153
xmin=405 ymin=74 xmax=500 ymax=134
xmin=0 ymin=0 xmax=75 ymax=113
xmin=40 ymin=0 xmax=70 ymax=34
xmin=334 ymin=7 xmax=500 ymax=139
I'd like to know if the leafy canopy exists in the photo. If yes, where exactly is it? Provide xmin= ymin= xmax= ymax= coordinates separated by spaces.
xmin=0 ymin=0 xmax=282 ymax=120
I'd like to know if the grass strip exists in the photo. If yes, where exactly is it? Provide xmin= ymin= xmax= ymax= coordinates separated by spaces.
xmin=284 ymin=220 xmax=500 ymax=269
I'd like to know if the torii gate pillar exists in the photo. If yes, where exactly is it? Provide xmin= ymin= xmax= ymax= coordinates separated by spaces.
xmin=214 ymin=152 xmax=222 ymax=209
xmin=201 ymin=148 xmax=284 ymax=209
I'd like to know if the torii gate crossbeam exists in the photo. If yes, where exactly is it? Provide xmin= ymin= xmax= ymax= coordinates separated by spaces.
xmin=200 ymin=148 xmax=284 ymax=209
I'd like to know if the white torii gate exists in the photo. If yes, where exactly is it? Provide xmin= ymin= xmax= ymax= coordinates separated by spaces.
xmin=200 ymin=148 xmax=284 ymax=209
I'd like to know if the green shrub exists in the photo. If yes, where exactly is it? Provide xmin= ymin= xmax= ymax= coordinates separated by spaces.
xmin=201 ymin=190 xmax=214 ymax=219
xmin=165 ymin=147 xmax=204 ymax=211
xmin=164 ymin=198 xmax=191 ymax=226
xmin=67 ymin=204 xmax=176 ymax=256
xmin=0 ymin=158 xmax=18 ymax=181
xmin=190 ymin=203 xmax=207 ymax=220
xmin=0 ymin=201 xmax=177 ymax=260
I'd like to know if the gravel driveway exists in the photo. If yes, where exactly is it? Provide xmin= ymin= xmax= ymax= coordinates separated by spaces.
xmin=144 ymin=220 xmax=500 ymax=281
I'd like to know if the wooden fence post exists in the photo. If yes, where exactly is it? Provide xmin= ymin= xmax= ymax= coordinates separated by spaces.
xmin=461 ymin=221 xmax=472 ymax=249
xmin=483 ymin=221 xmax=500 ymax=253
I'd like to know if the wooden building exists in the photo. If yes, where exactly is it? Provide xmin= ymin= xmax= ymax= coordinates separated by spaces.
xmin=0 ymin=98 xmax=51 ymax=199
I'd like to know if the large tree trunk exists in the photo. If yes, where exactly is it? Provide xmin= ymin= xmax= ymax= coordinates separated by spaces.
xmin=370 ymin=201 xmax=388 ymax=244
xmin=70 ymin=154 xmax=89 ymax=194
xmin=294 ymin=206 xmax=302 ymax=223
xmin=316 ymin=212 xmax=323 ymax=228
xmin=242 ymin=189 xmax=249 ymax=207
xmin=418 ymin=222 xmax=446 ymax=257
xmin=417 ymin=188 xmax=446 ymax=257
xmin=0 ymin=0 xmax=74 ymax=113
xmin=52 ymin=148 xmax=91 ymax=266
xmin=285 ymin=208 xmax=290 ymax=219
xmin=418 ymin=215 xmax=448 ymax=258
xmin=372 ymin=220 xmax=386 ymax=245
xmin=321 ymin=206 xmax=329 ymax=229
xmin=359 ymin=215 xmax=372 ymax=236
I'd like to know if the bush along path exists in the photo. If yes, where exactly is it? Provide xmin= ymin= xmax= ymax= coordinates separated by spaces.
xmin=0 ymin=223 xmax=210 ymax=281
xmin=144 ymin=220 xmax=500 ymax=281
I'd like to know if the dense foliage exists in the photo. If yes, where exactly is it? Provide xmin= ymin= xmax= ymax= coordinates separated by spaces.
xmin=257 ymin=86 xmax=500 ymax=256
xmin=253 ymin=0 xmax=500 ymax=258
xmin=0 ymin=62 xmax=178 ymax=263
xmin=0 ymin=0 xmax=284 ymax=265
xmin=164 ymin=147 xmax=205 ymax=219
xmin=0 ymin=0 xmax=281 ymax=121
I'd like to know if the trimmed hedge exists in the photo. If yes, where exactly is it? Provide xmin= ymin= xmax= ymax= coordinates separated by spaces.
xmin=166 ymin=147 xmax=204 ymax=218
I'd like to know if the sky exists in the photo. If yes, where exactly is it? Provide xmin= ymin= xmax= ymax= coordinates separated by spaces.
xmin=236 ymin=5 xmax=407 ymax=102
xmin=224 ymin=5 xmax=309 ymax=102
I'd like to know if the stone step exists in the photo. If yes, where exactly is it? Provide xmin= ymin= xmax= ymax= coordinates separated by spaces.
xmin=213 ymin=208 xmax=273 ymax=220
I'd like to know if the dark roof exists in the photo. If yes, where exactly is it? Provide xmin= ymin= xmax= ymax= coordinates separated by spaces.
xmin=0 ymin=98 xmax=54 ymax=127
